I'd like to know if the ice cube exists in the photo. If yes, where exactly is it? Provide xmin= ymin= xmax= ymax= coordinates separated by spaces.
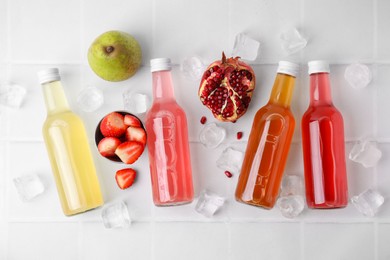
xmin=13 ymin=174 xmax=45 ymax=202
xmin=281 ymin=175 xmax=304 ymax=196
xmin=199 ymin=123 xmax=226 ymax=149
xmin=351 ymin=189 xmax=384 ymax=217
xmin=231 ymin=33 xmax=260 ymax=61
xmin=180 ymin=56 xmax=206 ymax=81
xmin=195 ymin=190 xmax=225 ymax=218
xmin=280 ymin=27 xmax=307 ymax=55
xmin=276 ymin=195 xmax=305 ymax=219
xmin=77 ymin=86 xmax=104 ymax=112
xmin=101 ymin=201 xmax=131 ymax=229
xmin=0 ymin=83 xmax=27 ymax=108
xmin=123 ymin=91 xmax=150 ymax=115
xmin=344 ymin=63 xmax=372 ymax=89
xmin=349 ymin=139 xmax=382 ymax=168
xmin=216 ymin=147 xmax=244 ymax=174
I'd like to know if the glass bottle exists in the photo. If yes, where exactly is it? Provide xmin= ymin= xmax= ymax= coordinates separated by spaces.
xmin=301 ymin=61 xmax=348 ymax=208
xmin=38 ymin=68 xmax=103 ymax=216
xmin=235 ymin=61 xmax=299 ymax=209
xmin=145 ymin=58 xmax=194 ymax=206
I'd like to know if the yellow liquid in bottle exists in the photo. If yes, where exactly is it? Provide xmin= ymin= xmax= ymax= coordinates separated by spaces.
xmin=42 ymin=81 xmax=103 ymax=216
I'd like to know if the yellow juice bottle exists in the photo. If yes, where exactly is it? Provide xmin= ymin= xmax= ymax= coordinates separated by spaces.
xmin=38 ymin=68 xmax=103 ymax=216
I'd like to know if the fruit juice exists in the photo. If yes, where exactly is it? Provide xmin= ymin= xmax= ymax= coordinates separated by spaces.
xmin=235 ymin=62 xmax=298 ymax=209
xmin=145 ymin=59 xmax=194 ymax=206
xmin=301 ymin=61 xmax=348 ymax=208
xmin=40 ymin=70 xmax=103 ymax=216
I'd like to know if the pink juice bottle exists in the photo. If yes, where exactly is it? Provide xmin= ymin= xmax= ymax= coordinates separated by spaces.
xmin=301 ymin=61 xmax=348 ymax=209
xmin=145 ymin=58 xmax=194 ymax=206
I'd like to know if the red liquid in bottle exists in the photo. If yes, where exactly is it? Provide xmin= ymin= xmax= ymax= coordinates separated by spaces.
xmin=145 ymin=58 xmax=194 ymax=206
xmin=301 ymin=62 xmax=348 ymax=209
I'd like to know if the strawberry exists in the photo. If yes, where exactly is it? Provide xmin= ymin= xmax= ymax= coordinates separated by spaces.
xmin=97 ymin=137 xmax=121 ymax=157
xmin=125 ymin=126 xmax=147 ymax=145
xmin=115 ymin=168 xmax=136 ymax=189
xmin=115 ymin=141 xmax=144 ymax=164
xmin=100 ymin=112 xmax=127 ymax=137
xmin=124 ymin=114 xmax=142 ymax=127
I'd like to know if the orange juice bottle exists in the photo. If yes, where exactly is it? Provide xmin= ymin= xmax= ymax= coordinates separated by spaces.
xmin=235 ymin=61 xmax=299 ymax=209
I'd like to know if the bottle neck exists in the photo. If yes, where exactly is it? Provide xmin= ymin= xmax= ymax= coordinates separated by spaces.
xmin=42 ymin=80 xmax=70 ymax=115
xmin=309 ymin=72 xmax=333 ymax=105
xmin=152 ymin=70 xmax=175 ymax=100
xmin=269 ymin=73 xmax=296 ymax=107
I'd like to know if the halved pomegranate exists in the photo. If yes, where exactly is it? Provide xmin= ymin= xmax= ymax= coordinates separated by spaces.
xmin=198 ymin=52 xmax=256 ymax=122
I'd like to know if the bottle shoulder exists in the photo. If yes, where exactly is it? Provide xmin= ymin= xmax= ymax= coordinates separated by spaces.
xmin=255 ymin=103 xmax=295 ymax=121
xmin=146 ymin=101 xmax=186 ymax=120
xmin=43 ymin=111 xmax=83 ymax=127
xmin=302 ymin=105 xmax=343 ymax=120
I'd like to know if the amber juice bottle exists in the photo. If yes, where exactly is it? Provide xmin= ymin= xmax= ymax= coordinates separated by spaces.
xmin=235 ymin=61 xmax=299 ymax=209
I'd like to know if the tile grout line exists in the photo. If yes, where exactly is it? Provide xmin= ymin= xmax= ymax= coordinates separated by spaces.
xmin=7 ymin=60 xmax=390 ymax=66
xmin=150 ymin=0 xmax=156 ymax=258
xmin=78 ymin=221 xmax=84 ymax=260
xmin=373 ymin=1 xmax=379 ymax=259
xmin=374 ymin=221 xmax=379 ymax=260
xmin=226 ymin=4 xmax=232 ymax=258
xmin=300 ymin=221 xmax=305 ymax=260
xmin=78 ymin=2 xmax=84 ymax=260
xmin=226 ymin=0 xmax=232 ymax=250
xmin=226 ymin=221 xmax=232 ymax=260
xmin=3 ymin=140 xmax=10 ymax=259
xmin=299 ymin=0 xmax=306 ymax=258
xmin=151 ymin=0 xmax=156 ymax=62
xmin=3 ymin=0 xmax=10 ymax=252
xmin=150 ymin=220 xmax=156 ymax=260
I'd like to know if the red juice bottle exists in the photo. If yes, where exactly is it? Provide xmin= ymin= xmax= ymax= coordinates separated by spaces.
xmin=145 ymin=58 xmax=194 ymax=206
xmin=301 ymin=61 xmax=348 ymax=209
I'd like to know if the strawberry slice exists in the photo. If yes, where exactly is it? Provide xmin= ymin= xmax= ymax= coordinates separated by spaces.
xmin=115 ymin=168 xmax=137 ymax=189
xmin=100 ymin=112 xmax=127 ymax=137
xmin=125 ymin=126 xmax=147 ymax=145
xmin=124 ymin=114 xmax=142 ymax=127
xmin=115 ymin=141 xmax=144 ymax=164
xmin=97 ymin=137 xmax=121 ymax=157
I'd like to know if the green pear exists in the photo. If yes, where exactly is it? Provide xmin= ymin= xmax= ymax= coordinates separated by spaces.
xmin=88 ymin=31 xmax=142 ymax=82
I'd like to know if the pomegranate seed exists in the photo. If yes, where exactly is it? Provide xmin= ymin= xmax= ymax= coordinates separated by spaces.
xmin=200 ymin=116 xmax=207 ymax=124
xmin=237 ymin=131 xmax=243 ymax=140
xmin=224 ymin=170 xmax=233 ymax=178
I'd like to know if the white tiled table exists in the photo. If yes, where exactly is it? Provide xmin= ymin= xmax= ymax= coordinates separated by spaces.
xmin=1 ymin=0 xmax=390 ymax=259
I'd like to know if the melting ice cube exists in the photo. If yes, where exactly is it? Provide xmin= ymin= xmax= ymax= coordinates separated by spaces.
xmin=280 ymin=27 xmax=307 ymax=55
xmin=77 ymin=86 xmax=104 ymax=112
xmin=276 ymin=195 xmax=305 ymax=219
xmin=199 ymin=123 xmax=226 ymax=149
xmin=195 ymin=190 xmax=225 ymax=218
xmin=231 ymin=33 xmax=260 ymax=61
xmin=180 ymin=56 xmax=206 ymax=81
xmin=216 ymin=147 xmax=244 ymax=174
xmin=280 ymin=175 xmax=304 ymax=196
xmin=0 ymin=83 xmax=27 ymax=108
xmin=344 ymin=63 xmax=372 ymax=89
xmin=349 ymin=139 xmax=382 ymax=168
xmin=351 ymin=189 xmax=384 ymax=217
xmin=13 ymin=174 xmax=45 ymax=202
xmin=101 ymin=201 xmax=131 ymax=229
xmin=123 ymin=91 xmax=150 ymax=115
